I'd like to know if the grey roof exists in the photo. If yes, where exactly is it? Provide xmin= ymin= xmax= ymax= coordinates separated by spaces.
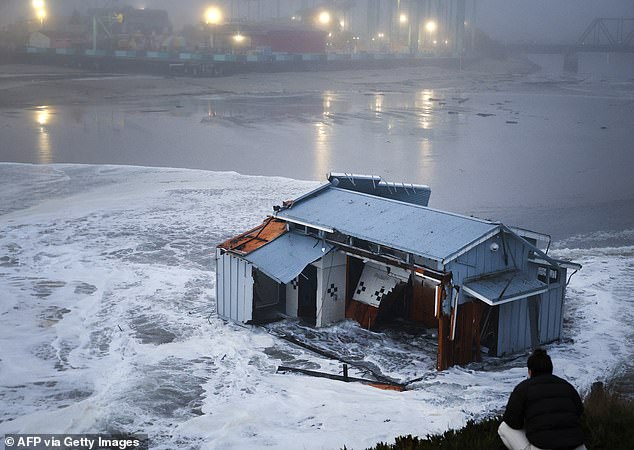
xmin=244 ymin=232 xmax=333 ymax=284
xmin=328 ymin=173 xmax=431 ymax=207
xmin=275 ymin=187 xmax=498 ymax=263
xmin=462 ymin=271 xmax=548 ymax=306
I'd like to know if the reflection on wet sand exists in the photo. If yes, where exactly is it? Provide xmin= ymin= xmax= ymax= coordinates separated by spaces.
xmin=416 ymin=89 xmax=435 ymax=130
xmin=314 ymin=121 xmax=331 ymax=178
xmin=373 ymin=93 xmax=383 ymax=115
xmin=34 ymin=106 xmax=52 ymax=164
xmin=322 ymin=90 xmax=334 ymax=116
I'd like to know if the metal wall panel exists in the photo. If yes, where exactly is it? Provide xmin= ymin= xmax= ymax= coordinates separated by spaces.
xmin=216 ymin=248 xmax=225 ymax=318
xmin=497 ymin=283 xmax=567 ymax=356
xmin=497 ymin=298 xmax=533 ymax=355
xmin=450 ymin=233 xmax=526 ymax=286
xmin=216 ymin=251 xmax=253 ymax=323
xmin=539 ymin=284 xmax=565 ymax=343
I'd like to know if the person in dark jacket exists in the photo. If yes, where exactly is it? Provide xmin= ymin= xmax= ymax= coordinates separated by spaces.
xmin=498 ymin=348 xmax=586 ymax=450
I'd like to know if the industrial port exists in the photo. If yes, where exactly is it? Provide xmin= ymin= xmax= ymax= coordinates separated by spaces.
xmin=1 ymin=1 xmax=477 ymax=75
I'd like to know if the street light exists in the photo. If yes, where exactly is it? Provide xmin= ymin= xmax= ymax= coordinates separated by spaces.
xmin=32 ymin=0 xmax=46 ymax=26
xmin=204 ymin=6 xmax=222 ymax=25
xmin=425 ymin=20 xmax=437 ymax=47
xmin=317 ymin=11 xmax=331 ymax=26
xmin=399 ymin=13 xmax=407 ymax=25
xmin=36 ymin=8 xmax=46 ymax=26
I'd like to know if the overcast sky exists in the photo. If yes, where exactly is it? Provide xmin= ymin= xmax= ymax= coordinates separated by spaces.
xmin=2 ymin=0 xmax=633 ymax=43
xmin=477 ymin=0 xmax=634 ymax=43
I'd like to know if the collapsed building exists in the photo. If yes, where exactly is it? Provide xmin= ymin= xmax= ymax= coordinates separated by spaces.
xmin=216 ymin=174 xmax=580 ymax=370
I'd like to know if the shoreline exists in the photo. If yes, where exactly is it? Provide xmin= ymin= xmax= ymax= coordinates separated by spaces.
xmin=0 ymin=56 xmax=540 ymax=108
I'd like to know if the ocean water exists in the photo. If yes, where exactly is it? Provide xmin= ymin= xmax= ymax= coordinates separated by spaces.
xmin=1 ymin=54 xmax=633 ymax=448
xmin=1 ymin=56 xmax=633 ymax=242
xmin=0 ymin=164 xmax=632 ymax=449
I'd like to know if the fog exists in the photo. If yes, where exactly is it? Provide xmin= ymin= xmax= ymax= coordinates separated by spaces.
xmin=1 ymin=0 xmax=632 ymax=44
xmin=477 ymin=0 xmax=634 ymax=43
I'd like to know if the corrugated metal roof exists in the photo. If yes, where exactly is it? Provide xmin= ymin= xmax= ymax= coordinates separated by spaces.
xmin=275 ymin=187 xmax=498 ymax=262
xmin=243 ymin=232 xmax=333 ymax=284
xmin=328 ymin=173 xmax=431 ymax=207
xmin=462 ymin=271 xmax=548 ymax=306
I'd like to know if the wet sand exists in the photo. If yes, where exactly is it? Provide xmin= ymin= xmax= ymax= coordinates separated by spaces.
xmin=0 ymin=57 xmax=539 ymax=107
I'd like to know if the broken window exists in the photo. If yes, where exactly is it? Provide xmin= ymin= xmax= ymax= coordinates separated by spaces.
xmin=537 ymin=266 xmax=559 ymax=284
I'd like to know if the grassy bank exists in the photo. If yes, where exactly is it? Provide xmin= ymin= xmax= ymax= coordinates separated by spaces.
xmin=365 ymin=383 xmax=634 ymax=450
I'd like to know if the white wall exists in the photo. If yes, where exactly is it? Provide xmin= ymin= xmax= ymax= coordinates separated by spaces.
xmin=315 ymin=251 xmax=347 ymax=327
xmin=216 ymin=249 xmax=254 ymax=323
xmin=29 ymin=32 xmax=51 ymax=49
xmin=285 ymin=277 xmax=299 ymax=318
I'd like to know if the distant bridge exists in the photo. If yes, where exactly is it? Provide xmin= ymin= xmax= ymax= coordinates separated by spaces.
xmin=508 ymin=18 xmax=634 ymax=54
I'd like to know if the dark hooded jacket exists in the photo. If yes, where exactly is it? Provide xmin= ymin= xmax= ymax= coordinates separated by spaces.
xmin=503 ymin=373 xmax=584 ymax=450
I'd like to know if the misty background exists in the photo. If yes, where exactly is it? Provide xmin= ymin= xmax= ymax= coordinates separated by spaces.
xmin=1 ymin=0 xmax=632 ymax=44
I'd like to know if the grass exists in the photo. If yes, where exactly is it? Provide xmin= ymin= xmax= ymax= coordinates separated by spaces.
xmin=582 ymin=382 xmax=634 ymax=449
xmin=363 ymin=383 xmax=634 ymax=450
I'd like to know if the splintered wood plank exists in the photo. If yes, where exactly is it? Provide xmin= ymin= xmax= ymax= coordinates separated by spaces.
xmin=217 ymin=217 xmax=287 ymax=254
xmin=346 ymin=298 xmax=380 ymax=329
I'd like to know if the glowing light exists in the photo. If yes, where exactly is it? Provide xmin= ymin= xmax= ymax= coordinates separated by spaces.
xmin=204 ymin=6 xmax=222 ymax=25
xmin=339 ymin=19 xmax=345 ymax=29
xmin=425 ymin=20 xmax=437 ymax=33
xmin=377 ymin=32 xmax=384 ymax=39
xmin=313 ymin=121 xmax=332 ymax=180
xmin=36 ymin=8 xmax=46 ymax=24
xmin=36 ymin=108 xmax=49 ymax=125
xmin=233 ymin=33 xmax=245 ymax=43
xmin=399 ymin=13 xmax=407 ymax=24
xmin=32 ymin=0 xmax=46 ymax=25
xmin=373 ymin=94 xmax=383 ymax=114
xmin=415 ymin=89 xmax=435 ymax=130
xmin=318 ymin=11 xmax=331 ymax=26
xmin=322 ymin=91 xmax=334 ymax=115
xmin=34 ymin=106 xmax=52 ymax=164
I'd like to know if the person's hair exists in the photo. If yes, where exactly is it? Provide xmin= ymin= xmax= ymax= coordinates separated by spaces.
xmin=527 ymin=348 xmax=553 ymax=376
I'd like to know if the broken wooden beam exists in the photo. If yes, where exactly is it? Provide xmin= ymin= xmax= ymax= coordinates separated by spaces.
xmin=276 ymin=365 xmax=406 ymax=391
